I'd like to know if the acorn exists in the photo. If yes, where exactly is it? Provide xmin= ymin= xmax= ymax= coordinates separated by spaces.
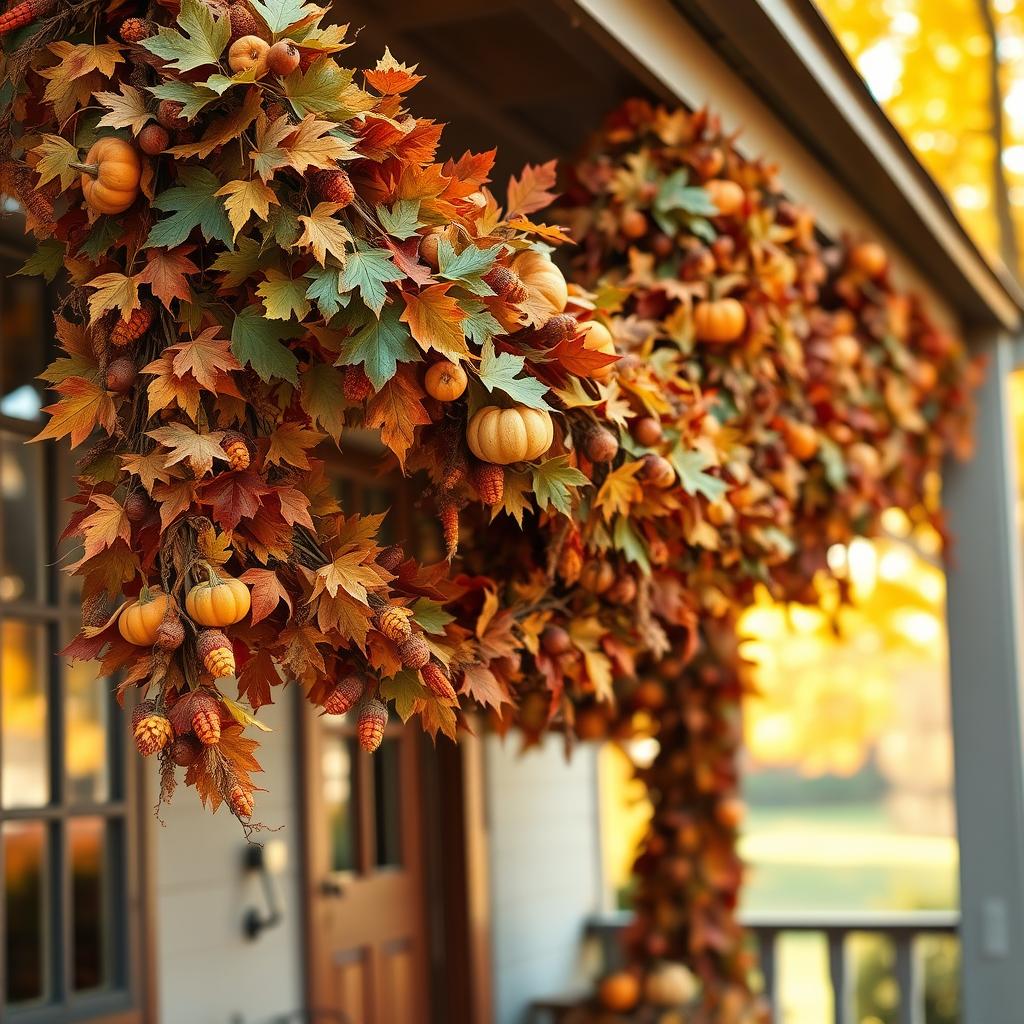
xmin=541 ymin=625 xmax=572 ymax=656
xmin=197 ymin=629 xmax=235 ymax=678
xmin=580 ymin=559 xmax=615 ymax=594
xmin=642 ymin=453 xmax=676 ymax=489
xmin=632 ymin=416 xmax=663 ymax=447
xmin=123 ymin=490 xmax=150 ymax=524
xmin=606 ymin=574 xmax=638 ymax=605
xmin=310 ymin=168 xmax=355 ymax=207
xmin=584 ymin=426 xmax=619 ymax=464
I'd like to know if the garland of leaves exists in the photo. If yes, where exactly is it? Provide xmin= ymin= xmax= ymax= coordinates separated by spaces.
xmin=2 ymin=0 xmax=976 ymax=1011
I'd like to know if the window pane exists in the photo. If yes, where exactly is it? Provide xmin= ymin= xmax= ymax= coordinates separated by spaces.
xmin=2 ymin=619 xmax=50 ymax=808
xmin=1 ymin=433 xmax=46 ymax=603
xmin=69 ymin=816 xmax=108 ymax=992
xmin=3 ymin=820 xmax=47 ymax=1005
xmin=0 ymin=273 xmax=47 ymax=422
xmin=66 ymin=661 xmax=110 ymax=804
xmin=373 ymin=738 xmax=402 ymax=868
xmin=322 ymin=729 xmax=358 ymax=872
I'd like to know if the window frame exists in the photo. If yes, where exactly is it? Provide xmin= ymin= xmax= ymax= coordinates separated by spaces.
xmin=0 ymin=248 xmax=153 ymax=1024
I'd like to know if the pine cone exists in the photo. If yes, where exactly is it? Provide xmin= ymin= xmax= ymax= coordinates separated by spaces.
xmin=155 ymin=616 xmax=185 ymax=652
xmin=420 ymin=662 xmax=457 ymax=701
xmin=324 ymin=674 xmax=365 ymax=715
xmin=228 ymin=2 xmax=258 ymax=40
xmin=119 ymin=16 xmax=153 ymax=42
xmin=156 ymin=100 xmax=187 ymax=131
xmin=106 ymin=356 xmax=137 ymax=394
xmin=134 ymin=712 xmax=173 ymax=756
xmin=356 ymin=699 xmax=388 ymax=752
xmin=377 ymin=544 xmax=405 ymax=572
xmin=221 ymin=430 xmax=252 ymax=471
xmin=228 ymin=782 xmax=254 ymax=819
xmin=483 ymin=265 xmax=529 ymax=304
xmin=375 ymin=605 xmax=411 ymax=642
xmin=438 ymin=494 xmax=459 ymax=558
xmin=197 ymin=629 xmax=235 ymax=678
xmin=110 ymin=302 xmax=155 ymax=347
xmin=343 ymin=364 xmax=372 ymax=402
xmin=192 ymin=705 xmax=222 ymax=746
xmin=82 ymin=591 xmax=115 ymax=628
xmin=171 ymin=734 xmax=202 ymax=767
xmin=310 ymin=168 xmax=355 ymax=207
xmin=123 ymin=490 xmax=150 ymax=524
xmin=397 ymin=633 xmax=430 ymax=670
xmin=471 ymin=461 xmax=504 ymax=505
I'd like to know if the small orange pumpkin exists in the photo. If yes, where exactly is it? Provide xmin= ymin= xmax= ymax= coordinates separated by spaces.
xmin=424 ymin=360 xmax=468 ymax=402
xmin=833 ymin=334 xmax=861 ymax=366
xmin=849 ymin=240 xmax=887 ymax=278
xmin=579 ymin=320 xmax=618 ymax=382
xmin=781 ymin=420 xmax=819 ymax=461
xmin=466 ymin=405 xmax=553 ymax=465
xmin=118 ymin=587 xmax=169 ymax=645
xmin=228 ymin=35 xmax=270 ymax=75
xmin=598 ymin=971 xmax=641 ymax=1012
xmin=705 ymin=178 xmax=745 ymax=217
xmin=72 ymin=138 xmax=142 ymax=216
xmin=185 ymin=570 xmax=251 ymax=627
xmin=693 ymin=297 xmax=746 ymax=343
xmin=511 ymin=249 xmax=568 ymax=324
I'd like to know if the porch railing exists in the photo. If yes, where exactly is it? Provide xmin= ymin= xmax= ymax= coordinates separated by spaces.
xmin=585 ymin=909 xmax=960 ymax=1024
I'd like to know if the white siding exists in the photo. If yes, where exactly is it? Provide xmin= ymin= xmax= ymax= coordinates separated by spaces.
xmin=153 ymin=692 xmax=304 ymax=1024
xmin=485 ymin=735 xmax=604 ymax=1024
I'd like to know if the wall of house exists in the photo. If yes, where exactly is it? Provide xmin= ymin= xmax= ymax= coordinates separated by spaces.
xmin=485 ymin=734 xmax=605 ymax=1024
xmin=152 ymin=691 xmax=304 ymax=1024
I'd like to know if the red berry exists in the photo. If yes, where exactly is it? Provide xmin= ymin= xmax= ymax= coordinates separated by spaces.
xmin=138 ymin=123 xmax=169 ymax=156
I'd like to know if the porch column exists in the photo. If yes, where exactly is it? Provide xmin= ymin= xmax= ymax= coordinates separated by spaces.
xmin=944 ymin=331 xmax=1024 ymax=1021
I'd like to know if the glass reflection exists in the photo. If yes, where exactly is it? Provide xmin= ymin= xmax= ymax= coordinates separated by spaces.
xmin=69 ymin=816 xmax=107 ymax=991
xmin=0 ymin=273 xmax=46 ymax=422
xmin=1 ymin=433 xmax=45 ymax=603
xmin=2 ymin=619 xmax=50 ymax=808
xmin=322 ymin=730 xmax=357 ymax=872
xmin=66 ymin=661 xmax=110 ymax=803
xmin=3 ymin=820 xmax=46 ymax=1005
xmin=373 ymin=739 xmax=402 ymax=868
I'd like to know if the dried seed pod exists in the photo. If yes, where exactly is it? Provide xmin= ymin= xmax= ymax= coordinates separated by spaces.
xmin=155 ymin=616 xmax=185 ymax=652
xmin=82 ymin=591 xmax=115 ymax=628
xmin=482 ymin=265 xmax=529 ymax=304
xmin=197 ymin=629 xmax=235 ymax=679
xmin=221 ymin=430 xmax=252 ymax=471
xmin=377 ymin=544 xmax=405 ymax=572
xmin=171 ymin=734 xmax=202 ymax=767
xmin=156 ymin=100 xmax=187 ymax=131
xmin=119 ymin=16 xmax=153 ymax=42
xmin=192 ymin=705 xmax=222 ymax=747
xmin=228 ymin=2 xmax=258 ymax=40
xmin=420 ymin=662 xmax=457 ymax=701
xmin=375 ymin=606 xmax=411 ymax=642
xmin=134 ymin=712 xmax=173 ymax=756
xmin=131 ymin=699 xmax=156 ymax=731
xmin=533 ymin=313 xmax=576 ymax=347
xmin=397 ymin=633 xmax=430 ymax=670
xmin=356 ymin=699 xmax=388 ymax=752
xmin=324 ymin=674 xmax=365 ymax=716
xmin=110 ymin=302 xmax=154 ymax=347
xmin=228 ymin=782 xmax=254 ymax=819
xmin=0 ymin=0 xmax=55 ymax=36
xmin=438 ymin=494 xmax=459 ymax=558
xmin=310 ymin=168 xmax=355 ymax=207
xmin=123 ymin=490 xmax=150 ymax=524
xmin=343 ymin=364 xmax=373 ymax=402
xmin=8 ymin=164 xmax=53 ymax=223
xmin=137 ymin=123 xmax=170 ymax=156
xmin=106 ymin=356 xmax=137 ymax=393
xmin=470 ymin=461 xmax=504 ymax=506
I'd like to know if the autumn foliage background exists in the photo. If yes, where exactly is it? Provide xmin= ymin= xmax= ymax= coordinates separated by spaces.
xmin=0 ymin=0 xmax=981 ymax=1017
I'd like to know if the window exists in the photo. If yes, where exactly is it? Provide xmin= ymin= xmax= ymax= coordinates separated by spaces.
xmin=0 ymin=250 xmax=148 ymax=1022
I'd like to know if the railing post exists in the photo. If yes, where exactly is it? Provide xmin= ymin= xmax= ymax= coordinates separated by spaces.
xmin=757 ymin=928 xmax=778 ymax=1023
xmin=893 ymin=934 xmax=921 ymax=1024
xmin=945 ymin=330 xmax=1024 ymax=1023
xmin=827 ymin=931 xmax=847 ymax=1024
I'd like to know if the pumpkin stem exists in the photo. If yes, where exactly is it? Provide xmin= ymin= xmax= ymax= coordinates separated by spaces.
xmin=138 ymin=584 xmax=156 ymax=604
xmin=68 ymin=160 xmax=99 ymax=178
xmin=199 ymin=561 xmax=222 ymax=587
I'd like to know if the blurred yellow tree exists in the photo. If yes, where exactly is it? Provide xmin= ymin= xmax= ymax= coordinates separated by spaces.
xmin=819 ymin=0 xmax=1021 ymax=268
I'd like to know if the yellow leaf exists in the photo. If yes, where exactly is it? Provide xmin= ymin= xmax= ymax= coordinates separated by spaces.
xmin=295 ymin=202 xmax=352 ymax=266
xmin=167 ymin=87 xmax=262 ymax=160
xmin=216 ymin=178 xmax=279 ymax=239
xmin=86 ymin=273 xmax=140 ymax=321
xmin=94 ymin=83 xmax=153 ymax=135
xmin=31 ymin=135 xmax=80 ymax=191
xmin=594 ymin=461 xmax=644 ymax=521
xmin=400 ymin=284 xmax=469 ymax=360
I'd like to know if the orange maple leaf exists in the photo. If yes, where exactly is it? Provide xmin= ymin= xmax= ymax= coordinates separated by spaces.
xmin=33 ymin=377 xmax=116 ymax=448
xmin=400 ymin=284 xmax=469 ymax=360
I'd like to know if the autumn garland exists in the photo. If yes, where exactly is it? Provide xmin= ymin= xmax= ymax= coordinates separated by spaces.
xmin=547 ymin=101 xmax=977 ymax=1019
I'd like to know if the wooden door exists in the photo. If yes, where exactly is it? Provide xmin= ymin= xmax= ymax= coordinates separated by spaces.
xmin=303 ymin=706 xmax=431 ymax=1023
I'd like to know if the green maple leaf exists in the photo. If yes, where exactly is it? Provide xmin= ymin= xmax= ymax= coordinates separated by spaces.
xmin=145 ymin=167 xmax=232 ymax=249
xmin=337 ymin=244 xmax=404 ymax=316
xmin=304 ymin=266 xmax=349 ymax=319
xmin=141 ymin=0 xmax=229 ymax=72
xmin=212 ymin=237 xmax=278 ymax=287
xmin=478 ymin=340 xmax=551 ymax=411
xmin=230 ymin=304 xmax=303 ymax=383
xmin=459 ymin=298 xmax=502 ymax=349
xmin=17 ymin=240 xmax=64 ymax=282
xmin=437 ymin=239 xmax=502 ymax=296
xmin=148 ymin=81 xmax=219 ymax=120
xmin=282 ymin=61 xmax=357 ymax=118
xmin=654 ymin=169 xmax=719 ymax=218
xmin=410 ymin=598 xmax=455 ymax=636
xmin=376 ymin=200 xmax=422 ymax=240
xmin=612 ymin=515 xmax=651 ymax=574
xmin=668 ymin=443 xmax=729 ymax=502
xmin=299 ymin=363 xmax=345 ymax=441
xmin=77 ymin=218 xmax=122 ymax=261
xmin=257 ymin=271 xmax=312 ymax=321
xmin=532 ymin=456 xmax=589 ymax=516
xmin=249 ymin=0 xmax=322 ymax=34
xmin=336 ymin=303 xmax=419 ymax=391
xmin=380 ymin=669 xmax=428 ymax=723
